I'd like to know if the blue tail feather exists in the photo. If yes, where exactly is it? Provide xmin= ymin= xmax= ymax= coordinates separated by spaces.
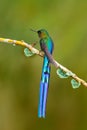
xmin=38 ymin=56 xmax=51 ymax=118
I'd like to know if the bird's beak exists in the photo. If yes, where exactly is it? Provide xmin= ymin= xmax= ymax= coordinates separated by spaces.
xmin=30 ymin=28 xmax=37 ymax=33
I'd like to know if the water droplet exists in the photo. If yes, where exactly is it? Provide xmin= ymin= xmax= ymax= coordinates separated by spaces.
xmin=13 ymin=44 xmax=16 ymax=46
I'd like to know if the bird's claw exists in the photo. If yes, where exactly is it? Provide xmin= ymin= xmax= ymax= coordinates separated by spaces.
xmin=31 ymin=41 xmax=38 ymax=47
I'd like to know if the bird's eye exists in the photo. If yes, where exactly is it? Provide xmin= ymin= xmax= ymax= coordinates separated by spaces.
xmin=37 ymin=30 xmax=41 ymax=34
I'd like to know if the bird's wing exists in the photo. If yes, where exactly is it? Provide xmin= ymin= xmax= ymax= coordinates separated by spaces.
xmin=40 ymin=41 xmax=56 ymax=66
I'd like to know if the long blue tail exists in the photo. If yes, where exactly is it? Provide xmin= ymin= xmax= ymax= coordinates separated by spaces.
xmin=38 ymin=56 xmax=51 ymax=118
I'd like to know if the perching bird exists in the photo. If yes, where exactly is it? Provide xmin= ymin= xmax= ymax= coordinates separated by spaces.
xmin=37 ymin=29 xmax=54 ymax=118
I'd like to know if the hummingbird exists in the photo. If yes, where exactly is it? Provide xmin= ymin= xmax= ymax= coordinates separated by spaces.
xmin=37 ymin=29 xmax=54 ymax=118
xmin=30 ymin=29 xmax=54 ymax=118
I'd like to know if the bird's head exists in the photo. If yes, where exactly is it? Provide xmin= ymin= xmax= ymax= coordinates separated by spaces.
xmin=37 ymin=29 xmax=49 ymax=38
xmin=30 ymin=28 xmax=49 ymax=38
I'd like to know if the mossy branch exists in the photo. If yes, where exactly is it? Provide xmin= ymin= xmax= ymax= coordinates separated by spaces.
xmin=0 ymin=37 xmax=87 ymax=87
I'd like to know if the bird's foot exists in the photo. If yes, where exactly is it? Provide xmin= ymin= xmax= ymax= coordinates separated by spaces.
xmin=31 ymin=41 xmax=38 ymax=47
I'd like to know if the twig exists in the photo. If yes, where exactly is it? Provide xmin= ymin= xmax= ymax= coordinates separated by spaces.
xmin=0 ymin=38 xmax=43 ymax=57
xmin=0 ymin=37 xmax=87 ymax=87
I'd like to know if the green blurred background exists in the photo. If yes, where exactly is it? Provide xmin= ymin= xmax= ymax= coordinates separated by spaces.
xmin=0 ymin=0 xmax=87 ymax=130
